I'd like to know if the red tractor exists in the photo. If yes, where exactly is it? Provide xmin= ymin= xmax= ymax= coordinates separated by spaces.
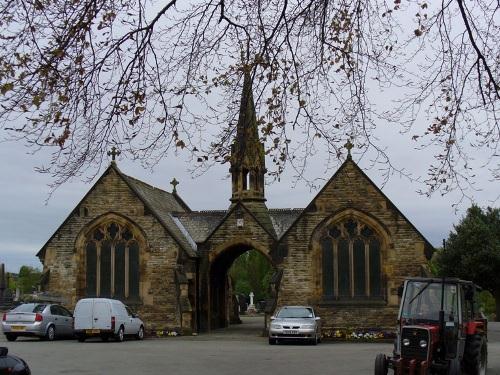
xmin=375 ymin=277 xmax=488 ymax=375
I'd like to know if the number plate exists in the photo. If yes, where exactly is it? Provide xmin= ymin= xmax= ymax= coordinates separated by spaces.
xmin=283 ymin=330 xmax=298 ymax=335
xmin=86 ymin=329 xmax=100 ymax=334
xmin=11 ymin=325 xmax=26 ymax=332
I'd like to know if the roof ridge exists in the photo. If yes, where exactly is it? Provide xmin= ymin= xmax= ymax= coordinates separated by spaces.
xmin=120 ymin=173 xmax=171 ymax=194
xmin=268 ymin=208 xmax=304 ymax=212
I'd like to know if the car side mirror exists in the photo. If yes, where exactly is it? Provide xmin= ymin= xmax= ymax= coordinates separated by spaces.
xmin=315 ymin=317 xmax=321 ymax=321
xmin=270 ymin=316 xmax=276 ymax=320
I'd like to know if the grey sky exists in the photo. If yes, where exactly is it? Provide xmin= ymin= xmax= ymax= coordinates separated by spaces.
xmin=1 ymin=128 xmax=498 ymax=274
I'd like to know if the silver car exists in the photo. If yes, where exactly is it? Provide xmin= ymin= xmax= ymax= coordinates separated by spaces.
xmin=268 ymin=306 xmax=321 ymax=345
xmin=2 ymin=303 xmax=74 ymax=341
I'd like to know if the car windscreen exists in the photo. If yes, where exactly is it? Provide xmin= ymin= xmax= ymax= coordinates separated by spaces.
xmin=11 ymin=304 xmax=46 ymax=313
xmin=277 ymin=307 xmax=313 ymax=318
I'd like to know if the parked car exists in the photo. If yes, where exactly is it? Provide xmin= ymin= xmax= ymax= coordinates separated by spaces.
xmin=73 ymin=298 xmax=144 ymax=342
xmin=2 ymin=303 xmax=74 ymax=341
xmin=268 ymin=305 xmax=321 ymax=345
xmin=0 ymin=347 xmax=31 ymax=374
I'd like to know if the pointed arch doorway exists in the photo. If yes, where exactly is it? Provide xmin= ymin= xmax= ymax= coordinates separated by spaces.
xmin=208 ymin=243 xmax=278 ymax=333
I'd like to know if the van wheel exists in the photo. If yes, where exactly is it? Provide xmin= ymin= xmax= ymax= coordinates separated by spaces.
xmin=77 ymin=334 xmax=86 ymax=342
xmin=101 ymin=334 xmax=109 ymax=342
xmin=115 ymin=326 xmax=125 ymax=342
xmin=136 ymin=326 xmax=144 ymax=340
xmin=45 ymin=326 xmax=56 ymax=341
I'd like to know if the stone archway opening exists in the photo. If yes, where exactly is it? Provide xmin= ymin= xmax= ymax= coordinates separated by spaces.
xmin=209 ymin=244 xmax=276 ymax=333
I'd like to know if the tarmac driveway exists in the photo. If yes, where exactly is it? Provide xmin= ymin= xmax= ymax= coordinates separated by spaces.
xmin=0 ymin=317 xmax=499 ymax=375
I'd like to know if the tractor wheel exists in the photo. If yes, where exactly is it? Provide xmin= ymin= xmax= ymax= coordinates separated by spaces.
xmin=375 ymin=353 xmax=388 ymax=375
xmin=447 ymin=358 xmax=461 ymax=375
xmin=463 ymin=334 xmax=487 ymax=375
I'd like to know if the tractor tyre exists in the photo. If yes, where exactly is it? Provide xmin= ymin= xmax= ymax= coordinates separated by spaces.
xmin=447 ymin=358 xmax=461 ymax=375
xmin=463 ymin=334 xmax=487 ymax=375
xmin=375 ymin=353 xmax=388 ymax=375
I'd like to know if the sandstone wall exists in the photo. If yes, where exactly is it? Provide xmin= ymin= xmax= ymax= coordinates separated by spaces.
xmin=40 ymin=167 xmax=187 ymax=332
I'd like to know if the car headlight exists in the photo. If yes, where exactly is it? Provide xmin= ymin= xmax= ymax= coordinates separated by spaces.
xmin=301 ymin=324 xmax=315 ymax=329
xmin=271 ymin=324 xmax=282 ymax=329
xmin=402 ymin=338 xmax=410 ymax=346
xmin=419 ymin=339 xmax=427 ymax=348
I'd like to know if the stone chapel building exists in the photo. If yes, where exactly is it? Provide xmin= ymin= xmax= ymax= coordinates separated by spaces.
xmin=37 ymin=72 xmax=433 ymax=335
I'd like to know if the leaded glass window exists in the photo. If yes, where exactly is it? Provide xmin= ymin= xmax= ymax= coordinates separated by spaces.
xmin=84 ymin=222 xmax=140 ymax=299
xmin=320 ymin=219 xmax=383 ymax=299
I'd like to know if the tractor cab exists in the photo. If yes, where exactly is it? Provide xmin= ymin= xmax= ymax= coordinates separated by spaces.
xmin=375 ymin=277 xmax=487 ymax=375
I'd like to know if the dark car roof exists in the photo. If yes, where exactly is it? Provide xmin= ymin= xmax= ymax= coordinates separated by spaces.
xmin=0 ymin=348 xmax=29 ymax=373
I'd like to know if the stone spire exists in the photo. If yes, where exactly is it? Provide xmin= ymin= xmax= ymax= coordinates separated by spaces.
xmin=229 ymin=70 xmax=266 ymax=203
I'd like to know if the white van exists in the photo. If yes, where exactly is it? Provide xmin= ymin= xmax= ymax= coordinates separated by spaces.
xmin=73 ymin=298 xmax=144 ymax=342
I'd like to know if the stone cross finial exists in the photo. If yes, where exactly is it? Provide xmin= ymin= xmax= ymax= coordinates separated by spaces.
xmin=344 ymin=140 xmax=354 ymax=158
xmin=170 ymin=178 xmax=179 ymax=194
xmin=107 ymin=146 xmax=121 ymax=162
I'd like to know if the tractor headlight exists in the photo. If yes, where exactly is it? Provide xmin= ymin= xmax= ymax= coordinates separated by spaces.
xmin=419 ymin=339 xmax=428 ymax=348
xmin=402 ymin=338 xmax=410 ymax=346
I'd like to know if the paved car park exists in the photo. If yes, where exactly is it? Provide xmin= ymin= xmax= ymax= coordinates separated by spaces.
xmin=1 ymin=318 xmax=499 ymax=375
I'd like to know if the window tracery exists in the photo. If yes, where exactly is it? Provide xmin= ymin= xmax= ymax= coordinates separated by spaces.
xmin=85 ymin=222 xmax=140 ymax=299
xmin=320 ymin=218 xmax=382 ymax=299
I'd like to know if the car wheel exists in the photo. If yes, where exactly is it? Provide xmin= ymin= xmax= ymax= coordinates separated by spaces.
xmin=46 ymin=325 xmax=56 ymax=341
xmin=136 ymin=326 xmax=144 ymax=340
xmin=77 ymin=334 xmax=86 ymax=342
xmin=5 ymin=334 xmax=17 ymax=342
xmin=310 ymin=334 xmax=318 ymax=346
xmin=115 ymin=326 xmax=125 ymax=342
xmin=268 ymin=338 xmax=276 ymax=345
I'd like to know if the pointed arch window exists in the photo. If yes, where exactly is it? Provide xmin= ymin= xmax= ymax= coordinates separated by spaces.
xmin=85 ymin=222 xmax=140 ymax=300
xmin=321 ymin=219 xmax=383 ymax=300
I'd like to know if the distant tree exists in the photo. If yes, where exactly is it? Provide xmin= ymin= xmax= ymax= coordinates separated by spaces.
xmin=0 ymin=0 xmax=497 ymax=195
xmin=229 ymin=250 xmax=273 ymax=301
xmin=17 ymin=266 xmax=42 ymax=295
xmin=7 ymin=273 xmax=17 ymax=291
xmin=435 ymin=205 xmax=500 ymax=321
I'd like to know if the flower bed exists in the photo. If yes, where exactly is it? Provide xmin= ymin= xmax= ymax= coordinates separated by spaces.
xmin=322 ymin=327 xmax=396 ymax=342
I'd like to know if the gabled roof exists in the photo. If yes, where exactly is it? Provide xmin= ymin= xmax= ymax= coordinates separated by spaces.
xmin=172 ymin=208 xmax=302 ymax=244
xmin=173 ymin=211 xmax=228 ymax=243
xmin=37 ymin=163 xmax=197 ymax=260
xmin=278 ymin=158 xmax=435 ymax=258
xmin=115 ymin=168 xmax=197 ymax=257
xmin=268 ymin=209 xmax=303 ymax=238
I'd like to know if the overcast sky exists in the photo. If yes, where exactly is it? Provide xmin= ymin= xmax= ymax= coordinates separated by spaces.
xmin=1 ymin=127 xmax=498 ymax=275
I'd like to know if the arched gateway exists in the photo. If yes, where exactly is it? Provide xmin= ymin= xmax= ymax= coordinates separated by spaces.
xmin=36 ymin=70 xmax=434 ymax=336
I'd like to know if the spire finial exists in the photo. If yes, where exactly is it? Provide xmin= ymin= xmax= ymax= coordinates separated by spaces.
xmin=107 ymin=146 xmax=121 ymax=162
xmin=170 ymin=178 xmax=179 ymax=194
xmin=344 ymin=140 xmax=354 ymax=159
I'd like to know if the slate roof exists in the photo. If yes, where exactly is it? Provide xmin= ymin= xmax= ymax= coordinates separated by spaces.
xmin=173 ymin=208 xmax=303 ymax=243
xmin=116 ymin=170 xmax=198 ymax=258
xmin=173 ymin=211 xmax=228 ymax=243
xmin=268 ymin=209 xmax=303 ymax=238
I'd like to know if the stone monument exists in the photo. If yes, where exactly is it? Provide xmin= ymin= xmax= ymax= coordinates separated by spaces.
xmin=246 ymin=292 xmax=257 ymax=314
